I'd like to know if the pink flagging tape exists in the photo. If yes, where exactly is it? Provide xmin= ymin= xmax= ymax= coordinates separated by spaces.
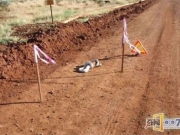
xmin=34 ymin=45 xmax=56 ymax=64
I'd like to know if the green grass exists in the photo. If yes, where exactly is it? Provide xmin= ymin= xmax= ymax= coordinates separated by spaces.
xmin=0 ymin=24 xmax=18 ymax=45
xmin=0 ymin=21 xmax=28 ymax=45
xmin=0 ymin=0 xmax=12 ymax=8
xmin=33 ymin=9 xmax=78 ymax=23
xmin=9 ymin=18 xmax=27 ymax=27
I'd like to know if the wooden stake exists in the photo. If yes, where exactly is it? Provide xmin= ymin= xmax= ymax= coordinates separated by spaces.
xmin=36 ymin=62 xmax=42 ymax=102
xmin=121 ymin=24 xmax=124 ymax=73
xmin=50 ymin=4 xmax=54 ymax=24
xmin=121 ymin=22 xmax=125 ymax=73
xmin=121 ymin=42 xmax=125 ymax=73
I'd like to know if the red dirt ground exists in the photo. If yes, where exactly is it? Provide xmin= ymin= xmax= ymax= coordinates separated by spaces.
xmin=1 ymin=0 xmax=180 ymax=134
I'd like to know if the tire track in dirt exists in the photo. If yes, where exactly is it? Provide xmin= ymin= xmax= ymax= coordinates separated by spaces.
xmin=134 ymin=0 xmax=180 ymax=134
xmin=101 ymin=1 xmax=169 ymax=135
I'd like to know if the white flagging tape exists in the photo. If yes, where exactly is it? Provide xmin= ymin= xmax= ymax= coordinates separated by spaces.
xmin=78 ymin=59 xmax=102 ymax=73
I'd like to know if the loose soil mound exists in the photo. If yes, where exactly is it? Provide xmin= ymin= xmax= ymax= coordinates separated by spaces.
xmin=0 ymin=0 xmax=154 ymax=81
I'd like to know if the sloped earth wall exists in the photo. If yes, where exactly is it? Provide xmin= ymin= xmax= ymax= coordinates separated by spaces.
xmin=0 ymin=0 xmax=155 ymax=81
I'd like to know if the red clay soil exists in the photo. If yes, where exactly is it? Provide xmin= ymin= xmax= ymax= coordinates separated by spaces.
xmin=0 ymin=0 xmax=152 ymax=81
xmin=0 ymin=0 xmax=154 ymax=103
xmin=1 ymin=0 xmax=180 ymax=134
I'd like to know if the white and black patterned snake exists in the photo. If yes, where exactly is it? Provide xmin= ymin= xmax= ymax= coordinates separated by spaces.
xmin=78 ymin=59 xmax=102 ymax=73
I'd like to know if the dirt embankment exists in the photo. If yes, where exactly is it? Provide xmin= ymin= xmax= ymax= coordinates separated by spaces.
xmin=0 ymin=0 xmax=154 ymax=80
